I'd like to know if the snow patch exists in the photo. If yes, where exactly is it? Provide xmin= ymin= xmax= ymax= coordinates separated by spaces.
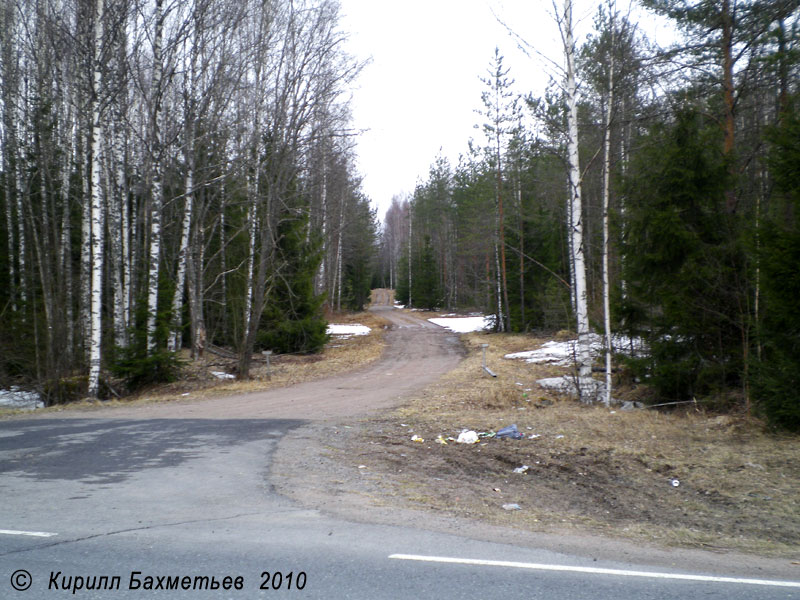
xmin=428 ymin=315 xmax=493 ymax=333
xmin=0 ymin=387 xmax=44 ymax=410
xmin=327 ymin=324 xmax=371 ymax=337
xmin=211 ymin=371 xmax=235 ymax=380
xmin=537 ymin=375 xmax=608 ymax=399
xmin=505 ymin=333 xmax=644 ymax=366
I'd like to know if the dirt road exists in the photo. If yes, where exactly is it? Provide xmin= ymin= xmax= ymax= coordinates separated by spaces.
xmin=41 ymin=290 xmax=463 ymax=422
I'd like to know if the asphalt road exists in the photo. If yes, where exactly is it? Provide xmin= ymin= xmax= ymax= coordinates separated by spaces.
xmin=1 ymin=305 xmax=798 ymax=599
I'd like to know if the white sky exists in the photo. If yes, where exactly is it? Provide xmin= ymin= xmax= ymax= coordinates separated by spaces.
xmin=337 ymin=0 xmax=675 ymax=221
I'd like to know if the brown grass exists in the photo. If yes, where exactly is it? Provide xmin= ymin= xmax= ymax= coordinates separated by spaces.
xmin=344 ymin=331 xmax=800 ymax=558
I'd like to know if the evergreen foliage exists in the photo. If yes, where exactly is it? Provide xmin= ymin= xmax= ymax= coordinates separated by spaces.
xmin=619 ymin=109 xmax=746 ymax=401
xmin=751 ymin=107 xmax=800 ymax=430
xmin=340 ymin=196 xmax=379 ymax=311
xmin=395 ymin=253 xmax=410 ymax=306
xmin=109 ymin=307 xmax=184 ymax=393
xmin=258 ymin=210 xmax=329 ymax=355
xmin=411 ymin=236 xmax=442 ymax=310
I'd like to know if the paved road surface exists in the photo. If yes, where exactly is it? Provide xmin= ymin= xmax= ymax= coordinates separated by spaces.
xmin=1 ymin=300 xmax=798 ymax=598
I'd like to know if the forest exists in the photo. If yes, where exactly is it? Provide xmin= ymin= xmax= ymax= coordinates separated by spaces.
xmin=1 ymin=0 xmax=799 ymax=430
xmin=377 ymin=1 xmax=800 ymax=430
xmin=0 ymin=0 xmax=379 ymax=401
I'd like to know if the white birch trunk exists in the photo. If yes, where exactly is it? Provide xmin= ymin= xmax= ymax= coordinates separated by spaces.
xmin=61 ymin=135 xmax=74 ymax=355
xmin=146 ymin=0 xmax=164 ymax=353
xmin=601 ymin=14 xmax=615 ymax=406
xmin=3 ymin=174 xmax=15 ymax=307
xmin=563 ymin=0 xmax=593 ymax=400
xmin=168 ymin=156 xmax=193 ymax=353
xmin=407 ymin=208 xmax=412 ymax=307
xmin=335 ymin=195 xmax=344 ymax=311
xmin=16 ymin=176 xmax=26 ymax=305
xmin=242 ymin=176 xmax=258 ymax=342
xmin=87 ymin=0 xmax=105 ymax=398
xmin=110 ymin=115 xmax=127 ymax=348
xmin=494 ymin=237 xmax=505 ymax=331
xmin=168 ymin=30 xmax=198 ymax=354
xmin=317 ymin=162 xmax=327 ymax=296
xmin=110 ymin=29 xmax=129 ymax=350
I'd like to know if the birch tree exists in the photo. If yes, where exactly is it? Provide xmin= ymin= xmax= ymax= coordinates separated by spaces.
xmin=559 ymin=0 xmax=593 ymax=399
xmin=145 ymin=0 xmax=166 ymax=353
xmin=601 ymin=7 xmax=616 ymax=406
xmin=87 ymin=0 xmax=106 ymax=398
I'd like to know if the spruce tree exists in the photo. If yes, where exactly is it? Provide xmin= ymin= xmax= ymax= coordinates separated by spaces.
xmin=620 ymin=108 xmax=746 ymax=401
xmin=751 ymin=107 xmax=800 ymax=430
xmin=258 ymin=211 xmax=328 ymax=355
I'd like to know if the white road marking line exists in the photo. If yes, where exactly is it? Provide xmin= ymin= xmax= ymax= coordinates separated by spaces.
xmin=0 ymin=529 xmax=58 ymax=538
xmin=388 ymin=554 xmax=800 ymax=589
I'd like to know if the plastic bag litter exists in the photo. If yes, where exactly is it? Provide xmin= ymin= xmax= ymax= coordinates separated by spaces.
xmin=502 ymin=503 xmax=522 ymax=511
xmin=456 ymin=430 xmax=479 ymax=444
xmin=411 ymin=434 xmax=424 ymax=443
xmin=495 ymin=424 xmax=525 ymax=440
xmin=513 ymin=465 xmax=529 ymax=474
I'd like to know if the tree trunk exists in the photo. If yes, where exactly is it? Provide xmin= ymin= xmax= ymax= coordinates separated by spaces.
xmin=721 ymin=0 xmax=737 ymax=213
xmin=87 ymin=0 xmax=106 ymax=398
xmin=601 ymin=13 xmax=615 ymax=406
xmin=146 ymin=0 xmax=165 ymax=353
xmin=563 ymin=0 xmax=593 ymax=400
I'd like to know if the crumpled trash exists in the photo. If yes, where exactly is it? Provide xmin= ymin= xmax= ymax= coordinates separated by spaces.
xmin=456 ymin=430 xmax=479 ymax=444
xmin=435 ymin=435 xmax=448 ymax=445
xmin=513 ymin=465 xmax=529 ymax=474
xmin=621 ymin=401 xmax=645 ymax=411
xmin=670 ymin=478 xmax=680 ymax=487
xmin=502 ymin=503 xmax=522 ymax=511
xmin=495 ymin=424 xmax=525 ymax=440
xmin=411 ymin=434 xmax=424 ymax=443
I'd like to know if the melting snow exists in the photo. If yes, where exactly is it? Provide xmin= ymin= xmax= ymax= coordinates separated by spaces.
xmin=428 ymin=315 xmax=493 ymax=333
xmin=505 ymin=333 xmax=644 ymax=366
xmin=0 ymin=387 xmax=44 ymax=410
xmin=211 ymin=371 xmax=235 ymax=380
xmin=327 ymin=324 xmax=371 ymax=337
xmin=537 ymin=376 xmax=609 ymax=399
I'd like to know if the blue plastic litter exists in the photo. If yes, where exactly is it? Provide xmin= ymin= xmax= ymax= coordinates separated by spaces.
xmin=495 ymin=424 xmax=525 ymax=440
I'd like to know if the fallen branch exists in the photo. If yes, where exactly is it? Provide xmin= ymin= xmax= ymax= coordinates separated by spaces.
xmin=206 ymin=344 xmax=238 ymax=359
xmin=645 ymin=399 xmax=699 ymax=409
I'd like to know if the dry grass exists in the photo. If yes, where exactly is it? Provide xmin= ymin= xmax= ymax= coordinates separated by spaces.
xmin=345 ymin=331 xmax=800 ymax=558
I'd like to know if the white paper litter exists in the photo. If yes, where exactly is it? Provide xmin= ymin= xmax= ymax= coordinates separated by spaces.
xmin=456 ymin=430 xmax=479 ymax=444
